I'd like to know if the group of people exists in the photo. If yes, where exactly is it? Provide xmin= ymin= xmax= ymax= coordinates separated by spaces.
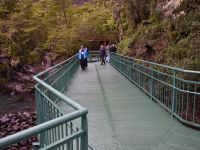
xmin=99 ymin=44 xmax=117 ymax=65
xmin=78 ymin=43 xmax=117 ymax=70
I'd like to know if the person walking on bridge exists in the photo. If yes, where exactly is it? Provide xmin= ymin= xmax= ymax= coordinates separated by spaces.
xmin=83 ymin=45 xmax=88 ymax=68
xmin=105 ymin=44 xmax=111 ymax=63
xmin=78 ymin=45 xmax=87 ymax=70
xmin=110 ymin=44 xmax=117 ymax=53
xmin=99 ymin=44 xmax=106 ymax=65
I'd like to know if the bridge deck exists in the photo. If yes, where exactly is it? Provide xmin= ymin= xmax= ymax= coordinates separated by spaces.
xmin=59 ymin=62 xmax=200 ymax=150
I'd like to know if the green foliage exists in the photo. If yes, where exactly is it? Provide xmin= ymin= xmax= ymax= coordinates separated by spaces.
xmin=115 ymin=0 xmax=200 ymax=71
xmin=0 ymin=0 xmax=199 ymax=72
xmin=118 ymin=24 xmax=145 ymax=53
xmin=164 ymin=0 xmax=200 ymax=70
xmin=118 ymin=22 xmax=164 ymax=55
xmin=143 ymin=23 xmax=164 ymax=40
xmin=0 ymin=0 xmax=119 ymax=66
xmin=43 ymin=2 xmax=117 ymax=53
xmin=166 ymin=32 xmax=200 ymax=70
xmin=117 ymin=27 xmax=140 ymax=54
xmin=0 ymin=0 xmax=17 ymax=19
xmin=27 ymin=52 xmax=42 ymax=65
xmin=121 ymin=0 xmax=151 ymax=25
xmin=168 ymin=8 xmax=200 ymax=44
xmin=117 ymin=37 xmax=133 ymax=55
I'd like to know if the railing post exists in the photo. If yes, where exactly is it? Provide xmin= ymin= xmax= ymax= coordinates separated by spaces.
xmin=150 ymin=65 xmax=154 ymax=99
xmin=129 ymin=58 xmax=131 ymax=79
xmin=81 ymin=115 xmax=88 ymax=150
xmin=123 ymin=57 xmax=125 ymax=74
xmin=34 ymin=89 xmax=41 ymax=148
xmin=139 ymin=62 xmax=141 ymax=86
xmin=35 ymin=89 xmax=39 ymax=125
xmin=172 ymin=69 xmax=177 ymax=115
xmin=119 ymin=55 xmax=121 ymax=71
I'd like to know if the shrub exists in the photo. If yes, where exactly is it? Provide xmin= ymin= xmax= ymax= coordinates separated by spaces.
xmin=165 ymin=33 xmax=200 ymax=70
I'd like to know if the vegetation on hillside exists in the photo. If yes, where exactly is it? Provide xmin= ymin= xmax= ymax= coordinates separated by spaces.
xmin=0 ymin=0 xmax=118 ymax=91
xmin=0 ymin=0 xmax=199 ymax=94
xmin=110 ymin=0 xmax=200 ymax=70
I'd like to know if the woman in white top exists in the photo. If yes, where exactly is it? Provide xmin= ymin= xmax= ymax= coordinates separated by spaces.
xmin=105 ymin=44 xmax=111 ymax=63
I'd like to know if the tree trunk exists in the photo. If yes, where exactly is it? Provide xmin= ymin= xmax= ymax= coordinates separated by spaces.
xmin=61 ymin=0 xmax=67 ymax=25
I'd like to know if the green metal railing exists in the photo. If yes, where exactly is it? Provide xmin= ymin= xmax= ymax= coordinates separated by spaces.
xmin=0 ymin=55 xmax=89 ymax=150
xmin=111 ymin=53 xmax=200 ymax=128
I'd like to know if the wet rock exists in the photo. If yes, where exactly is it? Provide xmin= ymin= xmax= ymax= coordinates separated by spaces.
xmin=0 ymin=112 xmax=38 ymax=149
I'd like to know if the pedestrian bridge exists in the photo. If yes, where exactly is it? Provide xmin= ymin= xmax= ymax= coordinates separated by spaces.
xmin=0 ymin=52 xmax=200 ymax=150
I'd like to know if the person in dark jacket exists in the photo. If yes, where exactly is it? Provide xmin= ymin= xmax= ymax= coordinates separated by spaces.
xmin=83 ymin=45 xmax=88 ymax=67
xmin=99 ymin=44 xmax=106 ymax=65
xmin=110 ymin=44 xmax=117 ymax=53
xmin=78 ymin=45 xmax=87 ymax=70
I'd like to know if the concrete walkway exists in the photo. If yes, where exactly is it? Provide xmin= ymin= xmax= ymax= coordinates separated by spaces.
xmin=60 ymin=62 xmax=200 ymax=150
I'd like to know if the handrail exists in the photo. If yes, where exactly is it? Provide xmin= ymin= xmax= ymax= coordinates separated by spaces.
xmin=33 ymin=76 xmax=84 ymax=110
xmin=0 ymin=54 xmax=89 ymax=150
xmin=0 ymin=109 xmax=87 ymax=149
xmin=35 ymin=55 xmax=77 ymax=78
xmin=114 ymin=53 xmax=200 ymax=73
xmin=111 ymin=53 xmax=200 ymax=128
xmin=117 ymin=60 xmax=200 ymax=95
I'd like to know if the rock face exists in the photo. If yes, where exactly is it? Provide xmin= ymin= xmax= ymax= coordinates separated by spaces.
xmin=0 ymin=112 xmax=37 ymax=150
